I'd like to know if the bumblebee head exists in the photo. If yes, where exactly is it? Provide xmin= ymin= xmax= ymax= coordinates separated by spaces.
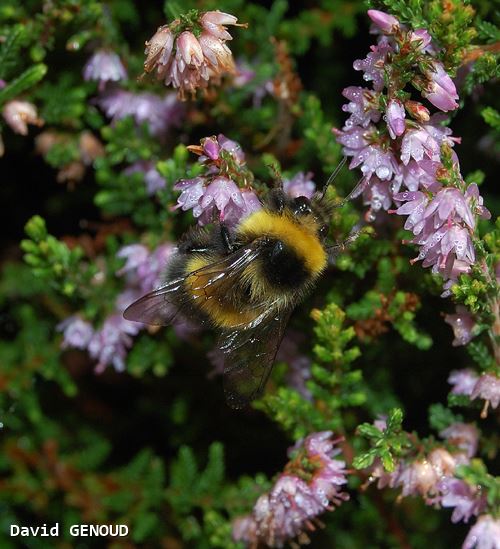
xmin=267 ymin=190 xmax=332 ymax=242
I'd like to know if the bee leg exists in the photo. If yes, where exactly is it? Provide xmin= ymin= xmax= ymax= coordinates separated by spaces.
xmin=220 ymin=223 xmax=236 ymax=254
xmin=267 ymin=189 xmax=287 ymax=213
xmin=327 ymin=230 xmax=362 ymax=259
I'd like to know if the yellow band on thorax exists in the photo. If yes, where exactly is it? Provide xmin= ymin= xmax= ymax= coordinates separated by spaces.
xmin=237 ymin=210 xmax=327 ymax=276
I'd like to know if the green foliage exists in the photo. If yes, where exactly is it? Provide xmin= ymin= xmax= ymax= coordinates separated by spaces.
xmin=372 ymin=0 xmax=477 ymax=71
xmin=299 ymin=93 xmax=344 ymax=175
xmin=0 ymin=24 xmax=28 ymax=80
xmin=353 ymin=408 xmax=411 ymax=472
xmin=481 ymin=107 xmax=500 ymax=132
xmin=1 ymin=1 xmax=498 ymax=548
xmin=259 ymin=302 xmax=364 ymax=439
xmin=457 ymin=459 xmax=500 ymax=511
xmin=428 ymin=403 xmax=463 ymax=432
xmin=463 ymin=51 xmax=500 ymax=95
xmin=166 ymin=442 xmax=259 ymax=547
xmin=21 ymin=216 xmax=92 ymax=298
xmin=0 ymin=63 xmax=47 ymax=107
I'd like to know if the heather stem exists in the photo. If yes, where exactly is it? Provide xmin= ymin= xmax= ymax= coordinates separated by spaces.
xmin=164 ymin=2 xmax=182 ymax=20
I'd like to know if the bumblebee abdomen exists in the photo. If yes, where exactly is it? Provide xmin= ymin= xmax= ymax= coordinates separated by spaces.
xmin=260 ymin=239 xmax=309 ymax=288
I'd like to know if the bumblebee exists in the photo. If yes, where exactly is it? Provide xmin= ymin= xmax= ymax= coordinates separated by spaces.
xmin=124 ymin=162 xmax=354 ymax=408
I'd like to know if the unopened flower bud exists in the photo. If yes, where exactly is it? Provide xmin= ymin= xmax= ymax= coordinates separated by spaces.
xmin=386 ymin=99 xmax=406 ymax=139
xmin=367 ymin=10 xmax=400 ymax=34
xmin=3 ymin=100 xmax=43 ymax=135
xmin=422 ymin=61 xmax=459 ymax=112
xmin=405 ymin=100 xmax=430 ymax=122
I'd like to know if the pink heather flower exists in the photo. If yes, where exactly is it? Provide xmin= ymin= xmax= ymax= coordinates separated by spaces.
xmin=408 ymin=29 xmax=433 ymax=53
xmin=145 ymin=11 xmax=242 ymax=99
xmin=411 ymin=222 xmax=475 ymax=275
xmin=197 ymin=134 xmax=246 ymax=165
xmin=440 ymin=422 xmax=479 ymax=459
xmin=463 ymin=515 xmax=500 ymax=549
xmin=89 ymin=313 xmax=141 ymax=373
xmin=338 ymin=10 xmax=490 ymax=296
xmin=201 ymin=136 xmax=220 ymax=160
xmin=124 ymin=161 xmax=166 ymax=195
xmin=444 ymin=306 xmax=476 ymax=346
xmin=144 ymin=26 xmax=174 ymax=73
xmin=438 ymin=478 xmax=486 ymax=523
xmin=399 ymin=159 xmax=438 ymax=191
xmin=196 ymin=177 xmax=246 ymax=226
xmin=57 ymin=316 xmax=94 ymax=349
xmin=425 ymin=188 xmax=475 ymax=230
xmin=240 ymin=189 xmax=262 ymax=217
xmin=428 ymin=447 xmax=462 ymax=477
xmin=341 ymin=86 xmax=381 ymax=128
xmin=233 ymin=60 xmax=255 ymax=87
xmin=2 ymin=100 xmax=43 ymax=135
xmin=233 ymin=433 xmax=348 ymax=547
xmin=283 ymin=172 xmax=316 ymax=199
xmin=177 ymin=31 xmax=204 ymax=67
xmin=218 ymin=134 xmax=245 ymax=164
xmin=353 ymin=39 xmax=393 ymax=92
xmin=422 ymin=61 xmax=459 ymax=112
xmin=362 ymin=177 xmax=396 ymax=218
xmin=117 ymin=244 xmax=150 ymax=278
xmin=174 ymin=177 xmax=205 ymax=212
xmin=356 ymin=145 xmax=399 ymax=180
xmin=448 ymin=369 xmax=479 ymax=396
xmin=135 ymin=244 xmax=174 ymax=293
xmin=201 ymin=11 xmax=239 ymax=41
xmin=400 ymin=126 xmax=441 ymax=165
xmin=117 ymin=243 xmax=174 ymax=294
xmin=439 ymin=225 xmax=475 ymax=264
xmin=198 ymin=32 xmax=235 ymax=74
xmin=466 ymin=183 xmax=491 ymax=220
xmin=395 ymin=459 xmax=438 ymax=497
xmin=83 ymin=50 xmax=127 ymax=90
xmin=394 ymin=453 xmax=452 ymax=498
xmin=471 ymin=374 xmax=500 ymax=411
xmin=367 ymin=10 xmax=400 ymax=34
xmin=386 ymin=99 xmax=406 ymax=139
xmin=392 ymin=191 xmax=429 ymax=234
xmin=97 ymin=90 xmax=183 ymax=137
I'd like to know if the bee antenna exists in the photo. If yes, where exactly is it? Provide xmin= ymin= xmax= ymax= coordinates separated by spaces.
xmin=266 ymin=163 xmax=283 ymax=190
xmin=320 ymin=156 xmax=347 ymax=200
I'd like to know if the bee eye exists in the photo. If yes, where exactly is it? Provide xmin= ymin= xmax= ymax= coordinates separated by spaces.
xmin=293 ymin=196 xmax=312 ymax=216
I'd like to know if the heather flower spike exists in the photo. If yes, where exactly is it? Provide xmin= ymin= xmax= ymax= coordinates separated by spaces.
xmin=174 ymin=134 xmax=260 ymax=227
xmin=335 ymin=8 xmax=488 ymax=295
xmin=233 ymin=433 xmax=349 ymax=547
xmin=144 ymin=9 xmax=245 ymax=99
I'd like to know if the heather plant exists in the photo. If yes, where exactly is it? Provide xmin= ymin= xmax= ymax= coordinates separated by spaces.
xmin=0 ymin=1 xmax=499 ymax=548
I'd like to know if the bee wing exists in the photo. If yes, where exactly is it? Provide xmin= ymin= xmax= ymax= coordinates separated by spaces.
xmin=123 ymin=244 xmax=263 ymax=326
xmin=221 ymin=308 xmax=292 ymax=409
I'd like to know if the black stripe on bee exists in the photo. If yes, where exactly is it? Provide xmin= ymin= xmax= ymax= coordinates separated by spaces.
xmin=260 ymin=238 xmax=309 ymax=288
